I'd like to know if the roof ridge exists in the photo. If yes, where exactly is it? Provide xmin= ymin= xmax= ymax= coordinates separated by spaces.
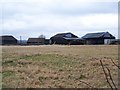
xmin=56 ymin=32 xmax=71 ymax=35
xmin=86 ymin=32 xmax=106 ymax=34
xmin=99 ymin=32 xmax=107 ymax=37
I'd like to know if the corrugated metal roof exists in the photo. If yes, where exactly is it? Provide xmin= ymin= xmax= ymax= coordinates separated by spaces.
xmin=82 ymin=32 xmax=115 ymax=39
xmin=51 ymin=32 xmax=78 ymax=38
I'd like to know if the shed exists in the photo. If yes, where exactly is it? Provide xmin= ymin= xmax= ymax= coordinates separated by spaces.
xmin=0 ymin=35 xmax=18 ymax=45
xmin=50 ymin=32 xmax=84 ymax=45
xmin=82 ymin=32 xmax=115 ymax=45
xmin=27 ymin=38 xmax=45 ymax=45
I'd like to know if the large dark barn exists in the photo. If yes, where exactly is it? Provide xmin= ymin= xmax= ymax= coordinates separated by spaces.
xmin=50 ymin=32 xmax=84 ymax=45
xmin=0 ymin=35 xmax=17 ymax=45
xmin=82 ymin=32 xmax=115 ymax=45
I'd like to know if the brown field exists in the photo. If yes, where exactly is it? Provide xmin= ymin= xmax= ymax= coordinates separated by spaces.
xmin=1 ymin=45 xmax=119 ymax=88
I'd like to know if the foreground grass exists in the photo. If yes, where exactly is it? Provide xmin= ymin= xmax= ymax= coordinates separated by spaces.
xmin=2 ymin=45 xmax=118 ymax=88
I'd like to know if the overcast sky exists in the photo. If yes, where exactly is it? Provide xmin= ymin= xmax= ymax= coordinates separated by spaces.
xmin=0 ymin=0 xmax=118 ymax=40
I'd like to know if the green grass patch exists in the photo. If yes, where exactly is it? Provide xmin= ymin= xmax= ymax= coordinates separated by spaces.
xmin=2 ymin=71 xmax=15 ymax=79
xmin=20 ymin=54 xmax=78 ymax=68
xmin=2 ymin=84 xmax=9 ymax=89
xmin=2 ymin=71 xmax=18 ymax=88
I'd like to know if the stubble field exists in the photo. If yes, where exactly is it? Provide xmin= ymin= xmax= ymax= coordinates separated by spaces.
xmin=1 ymin=45 xmax=119 ymax=88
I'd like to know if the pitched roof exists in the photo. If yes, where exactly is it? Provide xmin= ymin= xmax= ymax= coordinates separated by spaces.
xmin=0 ymin=35 xmax=17 ymax=41
xmin=51 ymin=32 xmax=78 ymax=38
xmin=82 ymin=32 xmax=115 ymax=39
xmin=27 ymin=38 xmax=45 ymax=43
xmin=63 ymin=37 xmax=83 ymax=40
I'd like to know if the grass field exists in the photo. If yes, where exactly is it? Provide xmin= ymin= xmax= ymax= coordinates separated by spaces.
xmin=1 ymin=45 xmax=119 ymax=88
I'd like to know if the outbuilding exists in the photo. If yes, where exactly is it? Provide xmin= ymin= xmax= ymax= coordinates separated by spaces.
xmin=0 ymin=35 xmax=18 ymax=45
xmin=50 ymin=32 xmax=84 ymax=45
xmin=27 ymin=38 xmax=45 ymax=45
xmin=82 ymin=32 xmax=115 ymax=45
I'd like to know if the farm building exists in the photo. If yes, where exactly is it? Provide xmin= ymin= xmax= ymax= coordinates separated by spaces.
xmin=50 ymin=32 xmax=85 ymax=45
xmin=27 ymin=38 xmax=45 ymax=45
xmin=82 ymin=32 xmax=115 ymax=45
xmin=0 ymin=35 xmax=18 ymax=45
xmin=109 ymin=39 xmax=120 ymax=45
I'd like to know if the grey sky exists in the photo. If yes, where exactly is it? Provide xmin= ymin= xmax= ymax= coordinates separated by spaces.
xmin=1 ymin=0 xmax=118 ymax=40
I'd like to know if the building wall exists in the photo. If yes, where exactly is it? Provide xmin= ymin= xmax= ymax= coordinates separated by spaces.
xmin=86 ymin=38 xmax=104 ymax=45
xmin=27 ymin=41 xmax=45 ymax=45
xmin=2 ymin=40 xmax=17 ymax=45
xmin=51 ymin=37 xmax=69 ymax=45
xmin=67 ymin=40 xmax=85 ymax=45
xmin=104 ymin=39 xmax=115 ymax=45
xmin=27 ymin=38 xmax=45 ymax=45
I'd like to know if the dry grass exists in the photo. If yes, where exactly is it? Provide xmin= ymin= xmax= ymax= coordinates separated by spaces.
xmin=1 ymin=45 xmax=118 ymax=88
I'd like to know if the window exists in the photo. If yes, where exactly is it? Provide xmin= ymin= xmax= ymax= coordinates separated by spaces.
xmin=65 ymin=34 xmax=72 ymax=38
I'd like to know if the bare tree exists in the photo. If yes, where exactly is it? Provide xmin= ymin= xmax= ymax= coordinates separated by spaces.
xmin=79 ymin=80 xmax=96 ymax=88
xmin=110 ymin=58 xmax=120 ymax=69
xmin=100 ymin=60 xmax=117 ymax=90
xmin=38 ymin=34 xmax=46 ymax=38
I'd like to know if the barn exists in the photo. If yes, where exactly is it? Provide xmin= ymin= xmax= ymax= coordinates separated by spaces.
xmin=0 ymin=35 xmax=18 ymax=45
xmin=27 ymin=38 xmax=45 ymax=45
xmin=82 ymin=32 xmax=115 ymax=45
xmin=50 ymin=32 xmax=84 ymax=45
